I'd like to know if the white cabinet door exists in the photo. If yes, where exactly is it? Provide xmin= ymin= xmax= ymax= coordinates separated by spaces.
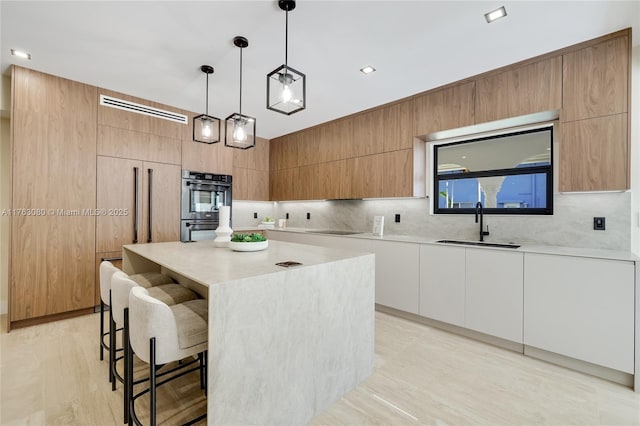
xmin=524 ymin=253 xmax=634 ymax=373
xmin=419 ymin=244 xmax=465 ymax=326
xmin=268 ymin=232 xmax=420 ymax=314
xmin=465 ymin=249 xmax=523 ymax=343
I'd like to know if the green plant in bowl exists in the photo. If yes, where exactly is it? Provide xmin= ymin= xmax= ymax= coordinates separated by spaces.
xmin=231 ymin=233 xmax=267 ymax=242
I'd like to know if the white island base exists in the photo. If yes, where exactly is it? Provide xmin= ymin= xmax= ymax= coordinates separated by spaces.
xmin=123 ymin=240 xmax=375 ymax=425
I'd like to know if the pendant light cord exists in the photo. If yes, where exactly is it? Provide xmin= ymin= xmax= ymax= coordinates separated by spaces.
xmin=284 ymin=9 xmax=289 ymax=71
xmin=205 ymin=72 xmax=209 ymax=116
xmin=239 ymin=46 xmax=243 ymax=118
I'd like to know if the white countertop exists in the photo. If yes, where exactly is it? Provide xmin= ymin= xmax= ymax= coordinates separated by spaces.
xmin=267 ymin=228 xmax=640 ymax=262
xmin=123 ymin=239 xmax=372 ymax=287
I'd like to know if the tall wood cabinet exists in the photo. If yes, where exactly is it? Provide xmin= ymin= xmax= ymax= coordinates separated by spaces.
xmin=560 ymin=33 xmax=630 ymax=191
xmin=95 ymin=89 xmax=184 ymax=305
xmin=9 ymin=67 xmax=97 ymax=328
xmin=232 ymin=136 xmax=270 ymax=200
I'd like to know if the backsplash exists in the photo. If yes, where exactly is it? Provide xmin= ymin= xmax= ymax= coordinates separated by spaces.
xmin=233 ymin=191 xmax=631 ymax=251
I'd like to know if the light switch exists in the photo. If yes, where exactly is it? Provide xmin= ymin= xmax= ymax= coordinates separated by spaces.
xmin=593 ymin=217 xmax=605 ymax=230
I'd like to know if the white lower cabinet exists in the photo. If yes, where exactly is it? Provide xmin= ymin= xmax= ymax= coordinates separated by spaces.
xmin=420 ymin=244 xmax=524 ymax=342
xmin=465 ymin=248 xmax=523 ymax=343
xmin=267 ymin=231 xmax=420 ymax=314
xmin=419 ymin=244 xmax=466 ymax=327
xmin=523 ymin=253 xmax=635 ymax=373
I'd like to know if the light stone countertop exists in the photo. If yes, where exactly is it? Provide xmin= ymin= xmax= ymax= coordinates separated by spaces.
xmin=122 ymin=239 xmax=372 ymax=287
xmin=268 ymin=227 xmax=640 ymax=263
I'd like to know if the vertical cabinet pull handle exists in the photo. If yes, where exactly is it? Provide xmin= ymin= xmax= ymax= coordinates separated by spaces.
xmin=148 ymin=168 xmax=153 ymax=243
xmin=133 ymin=167 xmax=139 ymax=243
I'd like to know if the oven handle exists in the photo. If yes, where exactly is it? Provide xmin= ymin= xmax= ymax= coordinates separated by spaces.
xmin=186 ymin=222 xmax=218 ymax=241
xmin=185 ymin=181 xmax=231 ymax=190
xmin=147 ymin=168 xmax=153 ymax=243
xmin=133 ymin=166 xmax=139 ymax=243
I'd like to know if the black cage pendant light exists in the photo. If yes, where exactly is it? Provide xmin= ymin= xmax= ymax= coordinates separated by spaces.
xmin=266 ymin=0 xmax=306 ymax=115
xmin=193 ymin=65 xmax=221 ymax=144
xmin=225 ymin=36 xmax=256 ymax=150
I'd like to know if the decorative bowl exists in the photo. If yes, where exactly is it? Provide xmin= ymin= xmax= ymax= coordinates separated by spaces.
xmin=228 ymin=240 xmax=269 ymax=252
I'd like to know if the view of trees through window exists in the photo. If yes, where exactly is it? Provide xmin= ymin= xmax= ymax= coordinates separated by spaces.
xmin=434 ymin=126 xmax=553 ymax=215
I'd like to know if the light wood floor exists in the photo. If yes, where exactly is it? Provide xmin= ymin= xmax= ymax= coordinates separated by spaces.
xmin=1 ymin=311 xmax=639 ymax=425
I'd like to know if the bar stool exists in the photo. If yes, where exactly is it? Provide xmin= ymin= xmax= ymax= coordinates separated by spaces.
xmin=128 ymin=286 xmax=208 ymax=426
xmin=111 ymin=271 xmax=199 ymax=423
xmin=100 ymin=260 xmax=176 ymax=382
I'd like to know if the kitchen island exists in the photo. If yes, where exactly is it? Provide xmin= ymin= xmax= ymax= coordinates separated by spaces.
xmin=122 ymin=240 xmax=375 ymax=425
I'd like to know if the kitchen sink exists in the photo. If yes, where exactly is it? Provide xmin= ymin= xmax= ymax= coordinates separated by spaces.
xmin=306 ymin=230 xmax=363 ymax=235
xmin=436 ymin=239 xmax=521 ymax=249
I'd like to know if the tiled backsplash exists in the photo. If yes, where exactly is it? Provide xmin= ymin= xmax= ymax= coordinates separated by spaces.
xmin=233 ymin=191 xmax=631 ymax=251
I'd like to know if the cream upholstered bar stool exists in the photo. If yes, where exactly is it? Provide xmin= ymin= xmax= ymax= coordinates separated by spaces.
xmin=99 ymin=261 xmax=176 ymax=383
xmin=128 ymin=285 xmax=208 ymax=426
xmin=111 ymin=271 xmax=199 ymax=423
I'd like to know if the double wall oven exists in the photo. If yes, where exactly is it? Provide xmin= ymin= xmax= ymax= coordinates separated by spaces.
xmin=181 ymin=170 xmax=232 ymax=242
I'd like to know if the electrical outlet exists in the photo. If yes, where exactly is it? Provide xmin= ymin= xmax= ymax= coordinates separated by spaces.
xmin=306 ymin=212 xmax=311 ymax=220
xmin=593 ymin=217 xmax=605 ymax=230
xmin=253 ymin=212 xmax=258 ymax=219
xmin=286 ymin=212 xmax=289 ymax=219
xmin=395 ymin=214 xmax=401 ymax=223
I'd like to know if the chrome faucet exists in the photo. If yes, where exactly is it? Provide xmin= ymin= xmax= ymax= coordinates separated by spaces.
xmin=475 ymin=201 xmax=490 ymax=242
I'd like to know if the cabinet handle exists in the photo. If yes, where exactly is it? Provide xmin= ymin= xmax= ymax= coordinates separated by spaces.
xmin=148 ymin=168 xmax=153 ymax=243
xmin=101 ymin=256 xmax=123 ymax=262
xmin=133 ymin=167 xmax=139 ymax=243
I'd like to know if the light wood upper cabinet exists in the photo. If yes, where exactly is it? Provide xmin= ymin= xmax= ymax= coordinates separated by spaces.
xmin=10 ymin=67 xmax=97 ymax=324
xmin=297 ymin=128 xmax=321 ymax=167
xmin=343 ymin=154 xmax=383 ymax=199
xmin=270 ymin=134 xmax=299 ymax=171
xmin=98 ymin=125 xmax=181 ymax=165
xmin=182 ymin=138 xmax=234 ymax=174
xmin=232 ymin=136 xmax=269 ymax=200
xmin=270 ymin=168 xmax=299 ymax=201
xmin=475 ymin=56 xmax=562 ymax=123
xmin=560 ymin=114 xmax=628 ymax=191
xmin=562 ymin=35 xmax=629 ymax=122
xmin=320 ymin=119 xmax=352 ymax=162
xmin=381 ymin=149 xmax=413 ymax=197
xmin=383 ymin=101 xmax=413 ymax=152
xmin=317 ymin=160 xmax=347 ymax=200
xmin=348 ymin=109 xmax=384 ymax=158
xmin=298 ymin=164 xmax=320 ymax=200
xmin=413 ymin=82 xmax=475 ymax=136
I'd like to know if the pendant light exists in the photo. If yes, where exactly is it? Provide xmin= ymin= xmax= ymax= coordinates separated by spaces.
xmin=193 ymin=65 xmax=221 ymax=144
xmin=225 ymin=36 xmax=256 ymax=150
xmin=266 ymin=0 xmax=306 ymax=115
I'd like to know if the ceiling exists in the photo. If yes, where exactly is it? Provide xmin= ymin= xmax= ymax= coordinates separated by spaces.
xmin=1 ymin=1 xmax=638 ymax=139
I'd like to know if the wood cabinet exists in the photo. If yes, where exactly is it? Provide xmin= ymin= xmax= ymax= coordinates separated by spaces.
xmin=465 ymin=249 xmax=523 ymax=343
xmin=413 ymin=82 xmax=475 ymax=136
xmin=562 ymin=35 xmax=629 ymax=122
xmin=270 ymin=168 xmax=299 ymax=201
xmin=523 ymin=253 xmax=634 ymax=373
xmin=419 ymin=244 xmax=466 ymax=326
xmin=475 ymin=57 xmax=562 ymax=123
xmin=317 ymin=160 xmax=347 ymax=200
xmin=560 ymin=114 xmax=628 ymax=191
xmin=383 ymin=101 xmax=413 ymax=152
xmin=232 ymin=136 xmax=269 ymax=200
xmin=381 ymin=149 xmax=413 ymax=197
xmin=96 ymin=156 xmax=180 ymax=253
xmin=560 ymin=33 xmax=630 ymax=191
xmin=347 ymin=109 xmax=384 ymax=158
xmin=269 ymin=134 xmax=298 ymax=171
xmin=343 ymin=154 xmax=383 ymax=199
xmin=10 ymin=67 xmax=97 ymax=326
xmin=98 ymin=124 xmax=181 ymax=165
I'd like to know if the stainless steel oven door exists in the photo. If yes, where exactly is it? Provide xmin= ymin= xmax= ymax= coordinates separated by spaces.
xmin=181 ymin=179 xmax=231 ymax=220
xmin=180 ymin=220 xmax=218 ymax=242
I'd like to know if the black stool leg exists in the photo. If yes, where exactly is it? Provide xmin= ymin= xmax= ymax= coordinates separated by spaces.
xmin=150 ymin=337 xmax=157 ymax=426
xmin=110 ymin=291 xmax=116 ymax=389
xmin=204 ymin=350 xmax=208 ymax=397
xmin=123 ymin=307 xmax=130 ymax=424
xmin=198 ymin=353 xmax=204 ymax=390
xmin=100 ymin=301 xmax=105 ymax=361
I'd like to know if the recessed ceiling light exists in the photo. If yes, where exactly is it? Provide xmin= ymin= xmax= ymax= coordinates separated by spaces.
xmin=360 ymin=65 xmax=376 ymax=75
xmin=11 ymin=49 xmax=31 ymax=60
xmin=484 ymin=6 xmax=507 ymax=23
